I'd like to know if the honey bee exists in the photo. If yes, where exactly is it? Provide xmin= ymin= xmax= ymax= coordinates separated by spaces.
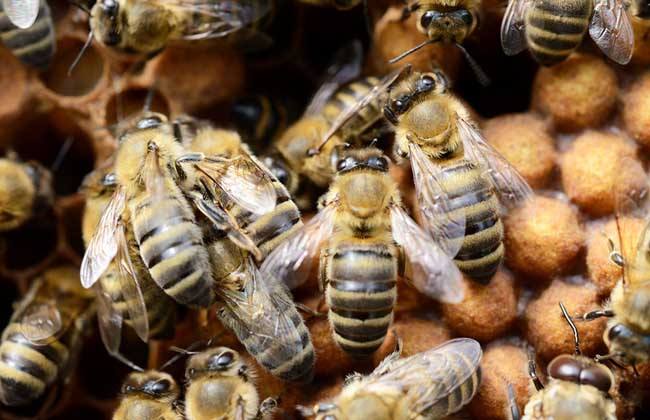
xmin=0 ymin=266 xmax=95 ymax=407
xmin=298 ymin=338 xmax=482 ymax=419
xmin=0 ymin=0 xmax=55 ymax=69
xmin=265 ymin=41 xmax=394 ymax=202
xmin=510 ymin=303 xmax=616 ymax=420
xmin=0 ymin=153 xmax=53 ymax=232
xmin=90 ymin=0 xmax=274 ymax=55
xmin=230 ymin=94 xmax=293 ymax=149
xmin=113 ymin=370 xmax=182 ymax=420
xmin=501 ymin=0 xmax=634 ymax=65
xmin=261 ymin=147 xmax=463 ymax=357
xmin=327 ymin=67 xmax=532 ymax=283
xmin=184 ymin=346 xmax=278 ymax=419
xmin=81 ymin=166 xmax=177 ymax=366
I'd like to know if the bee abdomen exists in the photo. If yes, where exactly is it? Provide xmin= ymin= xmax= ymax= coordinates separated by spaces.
xmin=326 ymin=247 xmax=397 ymax=357
xmin=427 ymin=356 xmax=482 ymax=418
xmin=0 ymin=0 xmax=54 ymax=69
xmin=323 ymin=77 xmax=382 ymax=138
xmin=440 ymin=160 xmax=503 ymax=283
xmin=525 ymin=0 xmax=590 ymax=65
xmin=0 ymin=325 xmax=68 ymax=406
xmin=133 ymin=197 xmax=213 ymax=307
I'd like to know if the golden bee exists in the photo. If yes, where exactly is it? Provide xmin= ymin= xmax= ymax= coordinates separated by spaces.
xmin=261 ymin=147 xmax=463 ymax=357
xmin=501 ymin=0 xmax=634 ymax=65
xmin=0 ymin=266 xmax=95 ymax=407
xmin=510 ymin=303 xmax=616 ymax=420
xmin=230 ymin=94 xmax=293 ymax=150
xmin=352 ymin=67 xmax=532 ymax=284
xmin=298 ymin=338 xmax=482 ymax=419
xmin=184 ymin=347 xmax=277 ymax=420
xmin=90 ymin=0 xmax=274 ymax=55
xmin=113 ymin=370 xmax=182 ymax=420
xmin=81 ymin=166 xmax=177 ymax=367
xmin=0 ymin=153 xmax=53 ymax=232
xmin=0 ymin=0 xmax=55 ymax=69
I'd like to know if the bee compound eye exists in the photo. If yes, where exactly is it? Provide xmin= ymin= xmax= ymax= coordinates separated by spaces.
xmin=420 ymin=10 xmax=438 ymax=28
xmin=417 ymin=75 xmax=435 ymax=91
xmin=547 ymin=355 xmax=581 ymax=383
xmin=137 ymin=116 xmax=163 ymax=130
xmin=150 ymin=379 xmax=171 ymax=394
xmin=456 ymin=9 xmax=473 ymax=25
xmin=607 ymin=323 xmax=628 ymax=341
xmin=209 ymin=350 xmax=235 ymax=370
xmin=580 ymin=366 xmax=613 ymax=392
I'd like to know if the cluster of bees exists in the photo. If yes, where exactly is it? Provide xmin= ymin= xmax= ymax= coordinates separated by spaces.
xmin=0 ymin=0 xmax=649 ymax=419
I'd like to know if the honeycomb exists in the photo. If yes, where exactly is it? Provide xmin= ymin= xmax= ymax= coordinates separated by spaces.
xmin=0 ymin=1 xmax=648 ymax=419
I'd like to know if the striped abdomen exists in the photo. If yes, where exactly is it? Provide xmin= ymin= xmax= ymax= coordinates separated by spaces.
xmin=426 ymin=360 xmax=481 ymax=418
xmin=131 ymin=191 xmax=214 ymax=308
xmin=0 ymin=320 xmax=69 ymax=406
xmin=325 ymin=243 xmax=398 ymax=357
xmin=438 ymin=159 xmax=503 ymax=284
xmin=0 ymin=0 xmax=54 ymax=69
xmin=322 ymin=76 xmax=383 ymax=140
xmin=525 ymin=0 xmax=591 ymax=65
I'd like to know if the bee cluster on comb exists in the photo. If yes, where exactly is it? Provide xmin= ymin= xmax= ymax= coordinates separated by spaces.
xmin=0 ymin=0 xmax=649 ymax=419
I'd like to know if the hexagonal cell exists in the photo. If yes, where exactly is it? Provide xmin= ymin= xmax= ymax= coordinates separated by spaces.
xmin=10 ymin=111 xmax=95 ymax=196
xmin=0 ymin=212 xmax=58 ymax=272
xmin=39 ymin=36 xmax=105 ymax=97
xmin=105 ymin=88 xmax=171 ymax=128
xmin=0 ymin=277 xmax=18 ymax=329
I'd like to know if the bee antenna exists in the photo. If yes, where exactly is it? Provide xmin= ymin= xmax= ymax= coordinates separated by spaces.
xmin=455 ymin=43 xmax=491 ymax=87
xmin=51 ymin=136 xmax=75 ymax=172
xmin=68 ymin=29 xmax=95 ymax=76
xmin=388 ymin=38 xmax=437 ymax=64
xmin=559 ymin=301 xmax=581 ymax=356
xmin=143 ymin=86 xmax=156 ymax=113
xmin=368 ymin=138 xmax=378 ymax=148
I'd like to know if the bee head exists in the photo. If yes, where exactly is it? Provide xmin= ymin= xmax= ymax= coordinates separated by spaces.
xmin=604 ymin=323 xmax=650 ymax=363
xmin=547 ymin=355 xmax=613 ymax=393
xmin=121 ymin=371 xmax=179 ymax=400
xmin=186 ymin=347 xmax=247 ymax=381
xmin=417 ymin=8 xmax=477 ymax=44
xmin=384 ymin=71 xmax=447 ymax=125
xmin=335 ymin=148 xmax=389 ymax=174
xmin=92 ymin=0 xmax=122 ymax=47
xmin=263 ymin=155 xmax=298 ymax=193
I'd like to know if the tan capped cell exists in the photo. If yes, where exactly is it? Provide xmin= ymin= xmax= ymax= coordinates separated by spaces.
xmin=622 ymin=72 xmax=650 ymax=148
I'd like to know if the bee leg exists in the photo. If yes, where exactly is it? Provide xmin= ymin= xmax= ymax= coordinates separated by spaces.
xmin=577 ymin=309 xmax=615 ymax=321
xmin=595 ymin=352 xmax=626 ymax=368
xmin=397 ymin=1 xmax=420 ymax=21
xmin=507 ymin=384 xmax=521 ymax=420
xmin=527 ymin=350 xmax=544 ymax=391
xmin=295 ymin=302 xmax=326 ymax=318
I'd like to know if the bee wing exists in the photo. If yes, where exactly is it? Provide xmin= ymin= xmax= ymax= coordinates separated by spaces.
xmin=161 ymin=0 xmax=272 ymax=40
xmin=114 ymin=226 xmax=150 ymax=343
xmin=500 ymin=0 xmax=532 ymax=55
xmin=390 ymin=205 xmax=464 ymax=303
xmin=590 ymin=0 xmax=634 ymax=65
xmin=217 ymin=257 xmax=304 ymax=371
xmin=364 ymin=338 xmax=482 ymax=416
xmin=320 ymin=65 xmax=412 ymax=146
xmin=2 ymin=0 xmax=39 ymax=29
xmin=260 ymin=201 xmax=337 ymax=290
xmin=94 ymin=280 xmax=123 ymax=356
xmin=409 ymin=142 xmax=466 ymax=258
xmin=19 ymin=302 xmax=63 ymax=345
xmin=80 ymin=187 xmax=127 ymax=289
xmin=197 ymin=155 xmax=277 ymax=215
xmin=458 ymin=117 xmax=533 ymax=208
xmin=303 ymin=40 xmax=364 ymax=116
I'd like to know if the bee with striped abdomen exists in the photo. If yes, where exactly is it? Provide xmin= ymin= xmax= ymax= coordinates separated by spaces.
xmin=501 ymin=0 xmax=634 ymax=65
xmin=90 ymin=0 xmax=274 ymax=55
xmin=230 ymin=94 xmax=293 ymax=150
xmin=298 ymin=338 xmax=482 ymax=419
xmin=184 ymin=347 xmax=277 ymax=419
xmin=113 ymin=370 xmax=182 ymax=420
xmin=0 ymin=0 xmax=55 ymax=69
xmin=510 ymin=303 xmax=616 ymax=420
xmin=261 ymin=147 xmax=463 ymax=357
xmin=0 ymin=153 xmax=53 ymax=232
xmin=0 ymin=266 xmax=95 ymax=408
xmin=81 ymin=166 xmax=177 ymax=367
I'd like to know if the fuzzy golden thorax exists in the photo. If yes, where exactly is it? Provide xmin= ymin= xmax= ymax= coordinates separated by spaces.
xmin=91 ymin=0 xmax=182 ymax=54
xmin=0 ymin=159 xmax=36 ymax=231
xmin=604 ymin=281 xmax=650 ymax=364
xmin=315 ymin=380 xmax=404 ymax=420
xmin=523 ymin=380 xmax=616 ymax=420
xmin=114 ymin=371 xmax=180 ymax=420
xmin=189 ymin=128 xmax=245 ymax=158
xmin=414 ymin=0 xmax=480 ymax=43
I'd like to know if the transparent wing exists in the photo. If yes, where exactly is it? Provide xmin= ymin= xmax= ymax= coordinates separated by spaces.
xmin=3 ymin=0 xmax=39 ymax=29
xmin=217 ymin=257 xmax=304 ymax=372
xmin=142 ymin=144 xmax=166 ymax=200
xmin=19 ymin=302 xmax=63 ymax=344
xmin=409 ymin=142 xmax=466 ymax=258
xmin=94 ymin=280 xmax=123 ymax=356
xmin=260 ymin=201 xmax=337 ymax=290
xmin=197 ymin=155 xmax=277 ymax=215
xmin=80 ymin=187 xmax=126 ymax=288
xmin=590 ymin=0 xmax=634 ymax=65
xmin=320 ymin=65 xmax=412 ymax=147
xmin=390 ymin=205 xmax=463 ymax=304
xmin=161 ymin=0 xmax=272 ymax=40
xmin=500 ymin=0 xmax=532 ymax=55
xmin=458 ymin=117 xmax=533 ymax=208
xmin=114 ymin=226 xmax=149 ymax=343
xmin=363 ymin=338 xmax=482 ymax=416
xmin=303 ymin=40 xmax=364 ymax=116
